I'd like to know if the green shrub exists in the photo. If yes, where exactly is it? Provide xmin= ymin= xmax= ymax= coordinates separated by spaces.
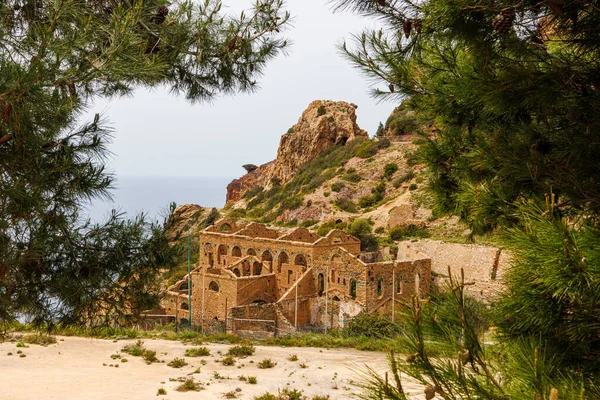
xmin=176 ymin=378 xmax=203 ymax=392
xmin=344 ymin=312 xmax=401 ymax=338
xmin=287 ymin=127 xmax=294 ymax=133
xmin=257 ymin=358 xmax=277 ymax=369
xmin=374 ymin=226 xmax=385 ymax=234
xmin=334 ymin=199 xmax=357 ymax=213
xmin=346 ymin=218 xmax=378 ymax=252
xmin=409 ymin=183 xmax=417 ymax=191
xmin=323 ymin=191 xmax=330 ymax=197
xmin=383 ymin=163 xmax=399 ymax=180
xmin=185 ymin=347 xmax=210 ymax=357
xmin=389 ymin=224 xmax=431 ymax=241
xmin=343 ymin=172 xmax=362 ymax=183
xmin=378 ymin=137 xmax=391 ymax=149
xmin=392 ymin=170 xmax=415 ymax=188
xmin=221 ymin=355 xmax=236 ymax=366
xmin=242 ymin=186 xmax=264 ymax=199
xmin=331 ymin=181 xmax=344 ymax=192
xmin=248 ymin=376 xmax=258 ymax=384
xmin=354 ymin=140 xmax=378 ymax=159
xmin=168 ymin=357 xmax=188 ymax=368
xmin=142 ymin=350 xmax=158 ymax=364
xmin=358 ymin=195 xmax=377 ymax=208
xmin=288 ymin=354 xmax=298 ymax=361
xmin=227 ymin=344 xmax=255 ymax=357
xmin=22 ymin=334 xmax=57 ymax=346
xmin=242 ymin=164 xmax=258 ymax=173
xmin=317 ymin=219 xmax=347 ymax=236
xmin=300 ymin=220 xmax=318 ymax=227
xmin=157 ymin=388 xmax=167 ymax=395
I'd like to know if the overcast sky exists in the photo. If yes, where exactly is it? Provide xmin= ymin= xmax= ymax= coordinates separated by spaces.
xmin=90 ymin=0 xmax=397 ymax=178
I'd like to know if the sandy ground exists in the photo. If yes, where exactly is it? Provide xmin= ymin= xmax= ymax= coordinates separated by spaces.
xmin=0 ymin=335 xmax=425 ymax=399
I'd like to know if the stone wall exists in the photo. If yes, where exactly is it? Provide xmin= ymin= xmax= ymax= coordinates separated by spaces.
xmin=398 ymin=240 xmax=509 ymax=300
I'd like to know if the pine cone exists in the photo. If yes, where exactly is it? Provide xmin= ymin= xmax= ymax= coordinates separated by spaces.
xmin=492 ymin=12 xmax=513 ymax=35
xmin=154 ymin=6 xmax=169 ymax=25
xmin=375 ymin=0 xmax=385 ymax=6
xmin=389 ymin=83 xmax=395 ymax=93
xmin=403 ymin=19 xmax=412 ymax=38
xmin=2 ymin=103 xmax=10 ymax=124
xmin=414 ymin=19 xmax=422 ymax=34
xmin=424 ymin=385 xmax=436 ymax=399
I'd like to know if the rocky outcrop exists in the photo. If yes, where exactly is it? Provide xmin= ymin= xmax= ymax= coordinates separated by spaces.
xmin=226 ymin=100 xmax=368 ymax=203
xmin=165 ymin=204 xmax=203 ymax=244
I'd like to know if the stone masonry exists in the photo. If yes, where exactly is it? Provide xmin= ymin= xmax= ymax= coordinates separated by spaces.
xmin=162 ymin=219 xmax=431 ymax=335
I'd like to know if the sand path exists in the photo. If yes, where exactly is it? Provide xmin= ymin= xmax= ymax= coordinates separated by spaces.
xmin=0 ymin=335 xmax=424 ymax=399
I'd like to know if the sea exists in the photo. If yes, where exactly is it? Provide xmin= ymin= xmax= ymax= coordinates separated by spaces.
xmin=83 ymin=176 xmax=233 ymax=223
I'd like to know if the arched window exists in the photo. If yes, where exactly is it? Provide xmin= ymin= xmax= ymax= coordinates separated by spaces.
xmin=377 ymin=278 xmax=384 ymax=298
xmin=349 ymin=279 xmax=357 ymax=299
xmin=253 ymin=262 xmax=262 ymax=276
xmin=209 ymin=281 xmax=219 ymax=292
xmin=318 ymin=273 xmax=325 ymax=296
xmin=217 ymin=244 xmax=228 ymax=264
xmin=294 ymin=254 xmax=306 ymax=266
xmin=247 ymin=248 xmax=256 ymax=256
xmin=232 ymin=268 xmax=241 ymax=277
xmin=242 ymin=260 xmax=251 ymax=277
xmin=232 ymin=246 xmax=242 ymax=257
xmin=261 ymin=250 xmax=273 ymax=263
xmin=277 ymin=252 xmax=289 ymax=273
xmin=181 ymin=302 xmax=189 ymax=310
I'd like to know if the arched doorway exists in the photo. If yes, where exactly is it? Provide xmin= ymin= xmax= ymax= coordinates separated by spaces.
xmin=318 ymin=273 xmax=325 ymax=296
xmin=217 ymin=244 xmax=228 ymax=265
xmin=277 ymin=252 xmax=289 ymax=273
xmin=253 ymin=261 xmax=262 ymax=276
xmin=294 ymin=254 xmax=307 ymax=267
xmin=232 ymin=246 xmax=242 ymax=257
xmin=247 ymin=248 xmax=256 ymax=256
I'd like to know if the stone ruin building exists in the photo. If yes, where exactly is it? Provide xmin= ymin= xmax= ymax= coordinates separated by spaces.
xmin=162 ymin=219 xmax=431 ymax=337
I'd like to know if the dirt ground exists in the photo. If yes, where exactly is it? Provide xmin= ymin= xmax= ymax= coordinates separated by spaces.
xmin=0 ymin=335 xmax=425 ymax=399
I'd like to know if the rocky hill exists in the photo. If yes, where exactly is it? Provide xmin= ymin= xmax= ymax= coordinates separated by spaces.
xmin=226 ymin=100 xmax=368 ymax=203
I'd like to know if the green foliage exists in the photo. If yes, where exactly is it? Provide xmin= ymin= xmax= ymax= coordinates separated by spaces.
xmin=157 ymin=388 xmax=167 ymax=396
xmin=344 ymin=313 xmax=401 ymax=339
xmin=375 ymin=122 xmax=385 ymax=137
xmin=331 ymin=181 xmax=345 ymax=192
xmin=221 ymin=355 xmax=236 ymax=366
xmin=0 ymin=0 xmax=290 ymax=326
xmin=346 ymin=219 xmax=378 ymax=252
xmin=317 ymin=220 xmax=347 ymax=236
xmin=334 ymin=199 xmax=357 ymax=213
xmin=389 ymin=224 xmax=430 ymax=241
xmin=408 ymin=183 xmax=417 ymax=191
xmin=121 ymin=340 xmax=159 ymax=364
xmin=300 ymin=220 xmax=318 ymax=228
xmin=287 ymin=127 xmax=295 ymax=134
xmin=392 ymin=170 xmax=415 ymax=188
xmin=168 ymin=357 xmax=188 ymax=368
xmin=384 ymin=103 xmax=418 ymax=136
xmin=185 ymin=347 xmax=210 ymax=357
xmin=317 ymin=105 xmax=326 ymax=116
xmin=243 ymin=164 xmax=258 ymax=173
xmin=354 ymin=140 xmax=379 ymax=159
xmin=176 ymin=378 xmax=203 ymax=392
xmin=247 ymin=376 xmax=258 ymax=384
xmin=383 ymin=163 xmax=399 ymax=180
xmin=377 ymin=137 xmax=391 ymax=149
xmin=243 ymin=138 xmax=368 ymax=217
xmin=227 ymin=344 xmax=255 ymax=357
xmin=359 ymin=182 xmax=387 ymax=208
xmin=258 ymin=358 xmax=277 ymax=369
xmin=22 ymin=334 xmax=57 ymax=346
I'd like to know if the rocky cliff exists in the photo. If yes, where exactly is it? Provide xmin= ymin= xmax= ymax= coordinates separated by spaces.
xmin=226 ymin=100 xmax=368 ymax=203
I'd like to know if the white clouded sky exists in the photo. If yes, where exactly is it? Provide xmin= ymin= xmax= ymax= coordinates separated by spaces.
xmin=90 ymin=0 xmax=397 ymax=178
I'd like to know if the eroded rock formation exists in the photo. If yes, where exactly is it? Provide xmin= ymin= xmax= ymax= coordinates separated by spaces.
xmin=226 ymin=100 xmax=368 ymax=203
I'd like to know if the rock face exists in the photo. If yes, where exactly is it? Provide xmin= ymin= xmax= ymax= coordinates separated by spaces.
xmin=226 ymin=100 xmax=368 ymax=203
xmin=165 ymin=204 xmax=203 ymax=244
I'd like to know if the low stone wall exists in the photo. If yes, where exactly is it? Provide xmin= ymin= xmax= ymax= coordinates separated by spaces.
xmin=398 ymin=240 xmax=511 ymax=301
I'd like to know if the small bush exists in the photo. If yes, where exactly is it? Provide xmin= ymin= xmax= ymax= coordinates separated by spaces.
xmin=22 ymin=334 xmax=57 ymax=347
xmin=185 ymin=347 xmax=210 ymax=357
xmin=143 ymin=350 xmax=158 ymax=364
xmin=378 ymin=137 xmax=391 ymax=149
xmin=288 ymin=354 xmax=299 ymax=362
xmin=227 ymin=344 xmax=255 ymax=357
xmin=222 ymin=355 xmax=236 ymax=366
xmin=301 ymin=219 xmax=318 ymax=227
xmin=389 ymin=224 xmax=431 ymax=241
xmin=258 ymin=358 xmax=277 ymax=369
xmin=176 ymin=378 xmax=203 ymax=392
xmin=287 ymin=127 xmax=295 ymax=133
xmin=344 ymin=312 xmax=401 ymax=338
xmin=409 ymin=183 xmax=417 ymax=191
xmin=157 ymin=388 xmax=167 ymax=396
xmin=383 ymin=163 xmax=399 ymax=180
xmin=248 ymin=376 xmax=257 ymax=384
xmin=375 ymin=226 xmax=385 ymax=234
xmin=168 ymin=357 xmax=188 ymax=368
xmin=334 ymin=198 xmax=357 ymax=213
xmin=354 ymin=140 xmax=379 ymax=159
xmin=243 ymin=164 xmax=258 ymax=173
xmin=331 ymin=182 xmax=344 ymax=192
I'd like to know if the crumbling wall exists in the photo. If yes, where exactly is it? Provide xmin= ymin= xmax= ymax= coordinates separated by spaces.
xmin=236 ymin=274 xmax=278 ymax=306
xmin=398 ymin=240 xmax=507 ymax=300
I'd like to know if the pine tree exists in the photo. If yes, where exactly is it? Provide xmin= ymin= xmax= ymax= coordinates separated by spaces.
xmin=334 ymin=0 xmax=600 ymax=397
xmin=0 ymin=0 xmax=289 ymax=326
